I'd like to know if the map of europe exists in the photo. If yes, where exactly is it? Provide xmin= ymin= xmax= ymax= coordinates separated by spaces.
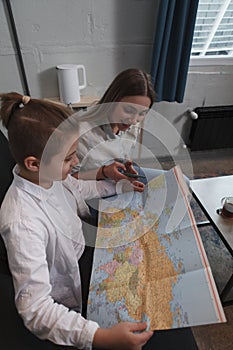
xmin=87 ymin=167 xmax=226 ymax=330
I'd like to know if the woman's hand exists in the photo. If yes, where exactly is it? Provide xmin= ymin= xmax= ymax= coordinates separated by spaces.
xmin=124 ymin=160 xmax=138 ymax=175
xmin=117 ymin=178 xmax=145 ymax=194
xmin=131 ymin=180 xmax=145 ymax=192
xmin=101 ymin=161 xmax=139 ymax=182
xmin=100 ymin=161 xmax=145 ymax=192
xmin=93 ymin=322 xmax=153 ymax=350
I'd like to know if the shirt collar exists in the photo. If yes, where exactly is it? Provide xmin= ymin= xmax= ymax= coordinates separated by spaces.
xmin=13 ymin=165 xmax=58 ymax=202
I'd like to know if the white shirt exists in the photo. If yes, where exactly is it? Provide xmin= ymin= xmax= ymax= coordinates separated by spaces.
xmin=0 ymin=166 xmax=117 ymax=349
xmin=73 ymin=119 xmax=140 ymax=173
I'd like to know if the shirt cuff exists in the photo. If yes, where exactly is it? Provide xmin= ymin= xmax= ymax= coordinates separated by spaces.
xmin=80 ymin=320 xmax=100 ymax=350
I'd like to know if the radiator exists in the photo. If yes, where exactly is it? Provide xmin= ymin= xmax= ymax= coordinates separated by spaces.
xmin=189 ymin=105 xmax=233 ymax=151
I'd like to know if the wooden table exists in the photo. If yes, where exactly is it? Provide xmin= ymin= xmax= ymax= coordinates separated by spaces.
xmin=190 ymin=175 xmax=233 ymax=305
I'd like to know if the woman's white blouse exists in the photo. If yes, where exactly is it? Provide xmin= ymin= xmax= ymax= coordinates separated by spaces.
xmin=74 ymin=119 xmax=140 ymax=172
xmin=0 ymin=166 xmax=116 ymax=349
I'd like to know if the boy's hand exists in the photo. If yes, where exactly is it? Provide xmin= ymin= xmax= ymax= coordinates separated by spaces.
xmin=93 ymin=322 xmax=153 ymax=350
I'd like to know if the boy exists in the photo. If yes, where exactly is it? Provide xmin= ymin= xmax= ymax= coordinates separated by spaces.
xmin=0 ymin=92 xmax=152 ymax=349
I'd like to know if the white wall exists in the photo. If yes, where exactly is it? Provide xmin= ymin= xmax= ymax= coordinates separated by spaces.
xmin=1 ymin=0 xmax=233 ymax=157
xmin=145 ymin=65 xmax=233 ymax=158
xmin=0 ymin=0 xmax=158 ymax=97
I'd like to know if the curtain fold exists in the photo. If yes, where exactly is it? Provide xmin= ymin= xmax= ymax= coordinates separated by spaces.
xmin=151 ymin=0 xmax=199 ymax=103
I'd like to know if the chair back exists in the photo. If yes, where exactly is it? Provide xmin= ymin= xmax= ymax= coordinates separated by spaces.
xmin=0 ymin=130 xmax=15 ymax=269
xmin=0 ymin=130 xmax=15 ymax=204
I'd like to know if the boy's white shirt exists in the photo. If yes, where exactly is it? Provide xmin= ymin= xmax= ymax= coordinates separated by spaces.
xmin=0 ymin=166 xmax=119 ymax=349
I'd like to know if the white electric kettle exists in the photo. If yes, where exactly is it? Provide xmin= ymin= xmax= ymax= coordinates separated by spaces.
xmin=56 ymin=64 xmax=87 ymax=104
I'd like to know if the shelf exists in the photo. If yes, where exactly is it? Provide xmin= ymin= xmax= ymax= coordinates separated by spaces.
xmin=44 ymin=96 xmax=99 ymax=109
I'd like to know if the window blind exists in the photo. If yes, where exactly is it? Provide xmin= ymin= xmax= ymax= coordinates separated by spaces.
xmin=191 ymin=0 xmax=233 ymax=56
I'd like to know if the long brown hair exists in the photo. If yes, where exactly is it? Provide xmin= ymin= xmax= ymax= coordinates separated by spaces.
xmin=78 ymin=68 xmax=156 ymax=122
xmin=0 ymin=92 xmax=73 ymax=167
xmin=98 ymin=68 xmax=156 ymax=107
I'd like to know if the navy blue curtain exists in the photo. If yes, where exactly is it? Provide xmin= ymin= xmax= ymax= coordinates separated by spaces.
xmin=150 ymin=0 xmax=199 ymax=103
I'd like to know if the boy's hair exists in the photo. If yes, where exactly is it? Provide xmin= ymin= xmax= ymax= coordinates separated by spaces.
xmin=0 ymin=92 xmax=74 ymax=167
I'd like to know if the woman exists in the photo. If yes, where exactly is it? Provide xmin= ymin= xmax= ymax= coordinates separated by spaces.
xmin=72 ymin=68 xmax=165 ymax=183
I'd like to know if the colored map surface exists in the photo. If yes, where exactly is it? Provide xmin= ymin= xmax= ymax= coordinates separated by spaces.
xmin=87 ymin=167 xmax=226 ymax=330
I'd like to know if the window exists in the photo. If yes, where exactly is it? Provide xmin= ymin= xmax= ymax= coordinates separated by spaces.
xmin=190 ymin=0 xmax=233 ymax=65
